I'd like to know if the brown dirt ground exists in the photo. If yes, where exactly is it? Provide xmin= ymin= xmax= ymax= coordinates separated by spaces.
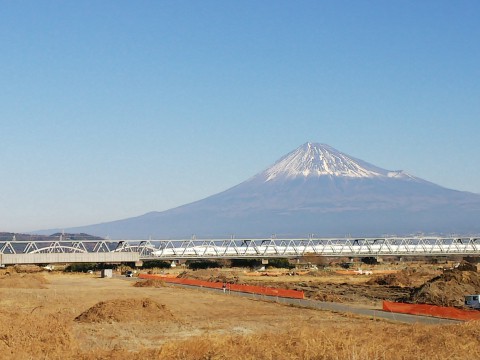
xmin=366 ymin=268 xmax=437 ymax=287
xmin=410 ymin=270 xmax=480 ymax=307
xmin=75 ymin=298 xmax=174 ymax=323
xmin=133 ymin=278 xmax=166 ymax=288
xmin=0 ymin=272 xmax=49 ymax=289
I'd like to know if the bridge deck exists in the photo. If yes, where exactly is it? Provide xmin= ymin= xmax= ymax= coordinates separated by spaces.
xmin=0 ymin=236 xmax=479 ymax=264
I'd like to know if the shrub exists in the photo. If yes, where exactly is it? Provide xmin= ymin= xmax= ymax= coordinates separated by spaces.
xmin=142 ymin=260 xmax=172 ymax=269
xmin=187 ymin=260 xmax=222 ymax=270
xmin=230 ymin=259 xmax=261 ymax=268
xmin=267 ymin=258 xmax=294 ymax=269
xmin=64 ymin=263 xmax=120 ymax=272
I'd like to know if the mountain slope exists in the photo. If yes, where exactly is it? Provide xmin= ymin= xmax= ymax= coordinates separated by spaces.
xmin=39 ymin=143 xmax=480 ymax=238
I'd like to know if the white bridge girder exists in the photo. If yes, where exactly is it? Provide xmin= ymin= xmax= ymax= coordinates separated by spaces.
xmin=0 ymin=236 xmax=479 ymax=264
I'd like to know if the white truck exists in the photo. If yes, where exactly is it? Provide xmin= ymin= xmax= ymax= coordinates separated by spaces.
xmin=464 ymin=295 xmax=480 ymax=309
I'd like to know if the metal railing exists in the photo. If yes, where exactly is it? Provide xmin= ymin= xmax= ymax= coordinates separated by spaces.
xmin=1 ymin=236 xmax=479 ymax=260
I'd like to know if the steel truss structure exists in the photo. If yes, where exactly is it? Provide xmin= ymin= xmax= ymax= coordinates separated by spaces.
xmin=1 ymin=236 xmax=480 ymax=260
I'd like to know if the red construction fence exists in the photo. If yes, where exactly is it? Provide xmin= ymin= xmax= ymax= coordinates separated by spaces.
xmin=383 ymin=301 xmax=480 ymax=321
xmin=138 ymin=273 xmax=304 ymax=299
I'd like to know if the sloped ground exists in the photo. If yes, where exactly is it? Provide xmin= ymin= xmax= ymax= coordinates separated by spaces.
xmin=74 ymin=298 xmax=174 ymax=323
xmin=410 ymin=270 xmax=480 ymax=307
xmin=0 ymin=272 xmax=49 ymax=289
xmin=133 ymin=278 xmax=166 ymax=288
xmin=177 ymin=269 xmax=242 ymax=284
xmin=367 ymin=270 xmax=413 ymax=287
xmin=366 ymin=268 xmax=437 ymax=288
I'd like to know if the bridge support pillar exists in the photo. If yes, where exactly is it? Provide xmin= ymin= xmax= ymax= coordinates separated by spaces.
xmin=261 ymin=259 xmax=269 ymax=265
xmin=135 ymin=260 xmax=143 ymax=267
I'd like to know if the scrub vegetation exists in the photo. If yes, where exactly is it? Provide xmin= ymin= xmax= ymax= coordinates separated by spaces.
xmin=0 ymin=263 xmax=479 ymax=359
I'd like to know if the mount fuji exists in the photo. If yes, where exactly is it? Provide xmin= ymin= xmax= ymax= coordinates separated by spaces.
xmin=44 ymin=142 xmax=480 ymax=238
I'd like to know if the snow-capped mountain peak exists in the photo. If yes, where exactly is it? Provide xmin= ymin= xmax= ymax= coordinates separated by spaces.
xmin=48 ymin=141 xmax=480 ymax=238
xmin=263 ymin=142 xmax=387 ymax=181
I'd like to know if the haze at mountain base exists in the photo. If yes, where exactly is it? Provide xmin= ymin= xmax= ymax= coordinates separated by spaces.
xmin=37 ymin=143 xmax=480 ymax=238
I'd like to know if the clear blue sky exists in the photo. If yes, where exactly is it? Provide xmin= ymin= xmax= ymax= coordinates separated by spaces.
xmin=1 ymin=1 xmax=479 ymax=232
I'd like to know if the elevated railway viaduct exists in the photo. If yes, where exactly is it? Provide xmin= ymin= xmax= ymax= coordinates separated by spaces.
xmin=1 ymin=236 xmax=479 ymax=265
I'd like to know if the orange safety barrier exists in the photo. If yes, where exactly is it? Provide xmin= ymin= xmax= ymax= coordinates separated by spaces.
xmin=139 ymin=274 xmax=304 ymax=299
xmin=383 ymin=301 xmax=480 ymax=321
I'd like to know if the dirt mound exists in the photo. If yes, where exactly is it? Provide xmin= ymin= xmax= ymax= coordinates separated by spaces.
xmin=133 ymin=279 xmax=165 ymax=288
xmin=367 ymin=270 xmax=412 ymax=287
xmin=0 ymin=273 xmax=49 ymax=289
xmin=12 ymin=264 xmax=44 ymax=273
xmin=410 ymin=270 xmax=480 ymax=307
xmin=178 ymin=270 xmax=242 ymax=284
xmin=75 ymin=298 xmax=174 ymax=324
xmin=455 ymin=261 xmax=477 ymax=272
xmin=367 ymin=268 xmax=439 ymax=288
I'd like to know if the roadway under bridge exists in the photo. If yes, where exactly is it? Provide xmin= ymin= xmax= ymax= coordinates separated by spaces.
xmin=1 ymin=236 xmax=479 ymax=265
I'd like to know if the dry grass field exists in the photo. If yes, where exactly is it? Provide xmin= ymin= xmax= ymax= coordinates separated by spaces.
xmin=0 ymin=269 xmax=479 ymax=359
